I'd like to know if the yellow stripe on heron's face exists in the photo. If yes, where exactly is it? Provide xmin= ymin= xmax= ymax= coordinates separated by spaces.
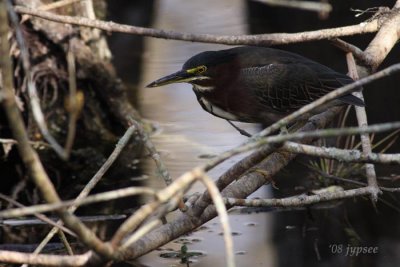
xmin=180 ymin=76 xmax=211 ymax=83
xmin=186 ymin=65 xmax=207 ymax=74
xmin=186 ymin=68 xmax=198 ymax=74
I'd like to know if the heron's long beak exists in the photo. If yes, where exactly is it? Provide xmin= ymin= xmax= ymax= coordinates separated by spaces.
xmin=146 ymin=70 xmax=193 ymax=88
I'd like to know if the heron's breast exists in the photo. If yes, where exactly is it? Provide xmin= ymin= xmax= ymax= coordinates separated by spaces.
xmin=197 ymin=96 xmax=239 ymax=121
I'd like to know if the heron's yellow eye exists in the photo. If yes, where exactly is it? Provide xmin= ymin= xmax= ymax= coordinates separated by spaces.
xmin=197 ymin=65 xmax=207 ymax=74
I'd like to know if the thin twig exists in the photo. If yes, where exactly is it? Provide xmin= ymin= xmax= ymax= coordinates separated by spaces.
xmin=214 ymin=121 xmax=400 ymax=171
xmin=192 ymin=143 xmax=280 ymax=216
xmin=307 ymin=165 xmax=367 ymax=187
xmin=0 ymin=138 xmax=48 ymax=147
xmin=0 ymin=186 xmax=156 ymax=219
xmin=112 ymin=168 xmax=203 ymax=248
xmin=79 ymin=0 xmax=95 ymax=19
xmin=13 ymin=5 xmax=382 ymax=46
xmin=120 ymin=219 xmax=161 ymax=249
xmin=132 ymin=121 xmax=187 ymax=211
xmin=77 ymin=0 xmax=111 ymax=60
xmin=223 ymin=186 xmax=375 ymax=207
xmin=134 ymin=122 xmax=172 ymax=186
xmin=38 ymin=0 xmax=84 ymax=11
xmin=0 ymin=138 xmax=17 ymax=144
xmin=308 ymin=166 xmax=400 ymax=192
xmin=64 ymin=49 xmax=79 ymax=158
xmin=58 ymin=231 xmax=74 ymax=255
xmin=27 ymin=74 xmax=68 ymax=158
xmin=198 ymin=174 xmax=235 ymax=267
xmin=0 ymin=193 xmax=76 ymax=237
xmin=282 ymin=141 xmax=400 ymax=164
xmin=331 ymin=38 xmax=368 ymax=66
xmin=346 ymin=53 xmax=380 ymax=201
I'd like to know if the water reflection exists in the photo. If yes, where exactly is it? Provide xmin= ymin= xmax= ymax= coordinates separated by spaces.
xmin=138 ymin=0 xmax=275 ymax=266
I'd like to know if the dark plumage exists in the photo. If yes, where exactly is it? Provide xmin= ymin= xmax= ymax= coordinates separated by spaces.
xmin=147 ymin=46 xmax=363 ymax=127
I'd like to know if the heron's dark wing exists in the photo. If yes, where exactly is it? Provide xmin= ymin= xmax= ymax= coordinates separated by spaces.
xmin=314 ymin=70 xmax=364 ymax=106
xmin=239 ymin=63 xmax=363 ymax=113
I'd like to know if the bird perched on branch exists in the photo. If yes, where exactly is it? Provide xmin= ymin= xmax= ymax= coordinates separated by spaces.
xmin=147 ymin=46 xmax=364 ymax=136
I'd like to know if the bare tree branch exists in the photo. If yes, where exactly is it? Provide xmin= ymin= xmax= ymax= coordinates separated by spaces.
xmin=0 ymin=193 xmax=76 ymax=237
xmin=282 ymin=141 xmax=400 ymax=164
xmin=223 ymin=186 xmax=375 ymax=208
xmin=363 ymin=6 xmax=400 ymax=70
xmin=198 ymin=174 xmax=235 ymax=267
xmin=63 ymin=49 xmax=80 ymax=158
xmin=0 ymin=250 xmax=91 ymax=266
xmin=111 ymin=168 xmax=203 ymax=247
xmin=38 ymin=0 xmax=83 ymax=11
xmin=346 ymin=53 xmax=380 ymax=201
xmin=308 ymin=167 xmax=400 ymax=193
xmin=331 ymin=38 xmax=368 ymax=65
xmin=13 ymin=5 xmax=383 ymax=46
xmin=0 ymin=186 xmax=157 ymax=219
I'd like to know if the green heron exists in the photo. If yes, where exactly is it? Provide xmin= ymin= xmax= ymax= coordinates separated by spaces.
xmin=147 ymin=46 xmax=364 ymax=136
